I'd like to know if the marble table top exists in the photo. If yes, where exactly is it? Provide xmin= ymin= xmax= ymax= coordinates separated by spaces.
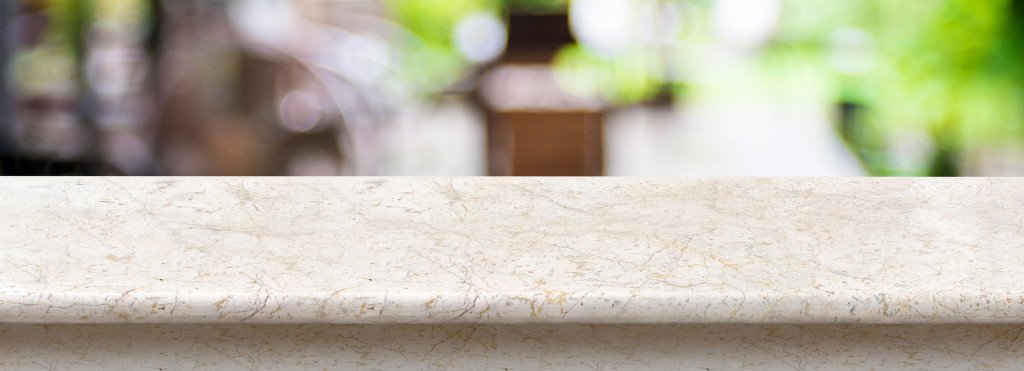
xmin=1 ymin=178 xmax=1023 ymax=324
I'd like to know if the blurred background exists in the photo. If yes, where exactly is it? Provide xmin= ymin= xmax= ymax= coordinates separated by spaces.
xmin=0 ymin=0 xmax=1022 ymax=176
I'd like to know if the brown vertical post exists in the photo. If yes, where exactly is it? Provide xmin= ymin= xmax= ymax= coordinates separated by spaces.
xmin=479 ymin=13 xmax=605 ymax=176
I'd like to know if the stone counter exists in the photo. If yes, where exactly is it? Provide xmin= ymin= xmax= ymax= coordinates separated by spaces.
xmin=2 ymin=178 xmax=1023 ymax=368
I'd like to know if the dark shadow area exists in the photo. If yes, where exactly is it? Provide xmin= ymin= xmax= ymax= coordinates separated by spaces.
xmin=3 ymin=324 xmax=1023 ymax=369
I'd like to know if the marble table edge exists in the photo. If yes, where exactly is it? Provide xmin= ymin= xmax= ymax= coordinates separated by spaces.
xmin=3 ymin=288 xmax=1023 ymax=325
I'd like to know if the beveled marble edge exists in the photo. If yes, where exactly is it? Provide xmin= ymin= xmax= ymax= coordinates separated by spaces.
xmin=2 ymin=177 xmax=1023 ymax=324
xmin=2 ymin=287 xmax=1022 ymax=324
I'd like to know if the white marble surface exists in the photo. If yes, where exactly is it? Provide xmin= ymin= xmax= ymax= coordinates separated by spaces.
xmin=2 ymin=177 xmax=1023 ymax=324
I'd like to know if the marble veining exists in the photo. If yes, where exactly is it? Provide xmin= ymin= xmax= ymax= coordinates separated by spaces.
xmin=1 ymin=177 xmax=1023 ymax=324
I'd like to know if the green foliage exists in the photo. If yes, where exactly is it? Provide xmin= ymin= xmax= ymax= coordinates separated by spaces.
xmin=384 ymin=0 xmax=1024 ymax=175
xmin=46 ymin=0 xmax=94 ymax=54
xmin=773 ymin=0 xmax=1024 ymax=174
xmin=859 ymin=0 xmax=1023 ymax=173
xmin=506 ymin=0 xmax=567 ymax=13
xmin=387 ymin=0 xmax=502 ymax=92
xmin=388 ymin=0 xmax=500 ymax=46
xmin=553 ymin=45 xmax=663 ymax=105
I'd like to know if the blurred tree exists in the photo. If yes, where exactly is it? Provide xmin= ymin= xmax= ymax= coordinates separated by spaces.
xmin=777 ymin=0 xmax=1024 ymax=175
xmin=387 ymin=0 xmax=502 ymax=93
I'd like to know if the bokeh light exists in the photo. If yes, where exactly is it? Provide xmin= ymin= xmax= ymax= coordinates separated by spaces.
xmin=0 ymin=0 xmax=1022 ymax=176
